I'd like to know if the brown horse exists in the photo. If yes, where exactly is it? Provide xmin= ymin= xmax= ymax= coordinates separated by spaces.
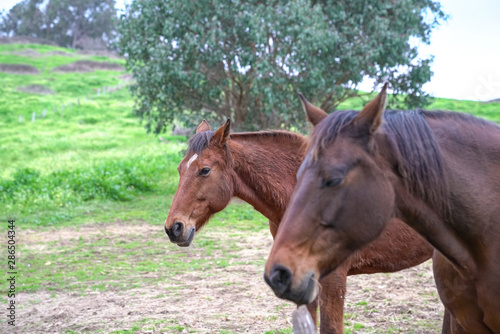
xmin=165 ymin=114 xmax=434 ymax=333
xmin=265 ymin=84 xmax=500 ymax=333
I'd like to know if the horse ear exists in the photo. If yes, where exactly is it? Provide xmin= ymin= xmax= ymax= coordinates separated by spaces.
xmin=351 ymin=82 xmax=388 ymax=135
xmin=196 ymin=119 xmax=211 ymax=133
xmin=210 ymin=119 xmax=231 ymax=147
xmin=298 ymin=93 xmax=328 ymax=126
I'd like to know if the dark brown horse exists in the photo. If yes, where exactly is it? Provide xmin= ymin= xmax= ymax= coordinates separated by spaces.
xmin=265 ymin=84 xmax=500 ymax=333
xmin=165 ymin=114 xmax=434 ymax=333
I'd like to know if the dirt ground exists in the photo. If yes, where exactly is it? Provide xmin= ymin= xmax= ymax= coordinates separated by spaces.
xmin=7 ymin=222 xmax=443 ymax=333
xmin=52 ymin=60 xmax=124 ymax=73
xmin=17 ymin=84 xmax=54 ymax=95
xmin=0 ymin=63 xmax=40 ymax=74
xmin=5 ymin=47 xmax=119 ymax=59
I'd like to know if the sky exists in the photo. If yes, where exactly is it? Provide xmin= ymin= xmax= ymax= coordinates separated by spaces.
xmin=1 ymin=0 xmax=499 ymax=101
xmin=418 ymin=0 xmax=500 ymax=101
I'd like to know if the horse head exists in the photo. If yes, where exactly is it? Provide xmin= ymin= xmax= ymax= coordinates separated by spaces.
xmin=164 ymin=119 xmax=234 ymax=246
xmin=265 ymin=84 xmax=396 ymax=304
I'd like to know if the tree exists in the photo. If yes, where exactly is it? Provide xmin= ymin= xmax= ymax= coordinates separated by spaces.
xmin=0 ymin=0 xmax=45 ymax=39
xmin=0 ymin=0 xmax=117 ymax=49
xmin=117 ymin=0 xmax=446 ymax=132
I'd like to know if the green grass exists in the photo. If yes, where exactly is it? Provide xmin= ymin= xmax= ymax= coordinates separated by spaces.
xmin=0 ymin=43 xmax=188 ymax=227
xmin=429 ymin=97 xmax=500 ymax=123
xmin=11 ymin=200 xmax=267 ymax=295
xmin=0 ymin=43 xmax=122 ymax=70
xmin=105 ymin=318 xmax=198 ymax=334
xmin=265 ymin=328 xmax=293 ymax=334
xmin=337 ymin=90 xmax=500 ymax=123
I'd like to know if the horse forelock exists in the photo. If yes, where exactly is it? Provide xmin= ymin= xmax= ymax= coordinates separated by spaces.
xmin=187 ymin=131 xmax=215 ymax=156
xmin=309 ymin=110 xmax=358 ymax=160
xmin=187 ymin=130 xmax=235 ymax=168
xmin=309 ymin=109 xmax=452 ymax=220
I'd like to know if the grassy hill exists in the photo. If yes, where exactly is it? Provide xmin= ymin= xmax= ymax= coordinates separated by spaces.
xmin=1 ymin=42 xmax=496 ymax=333
xmin=0 ymin=43 xmax=267 ymax=231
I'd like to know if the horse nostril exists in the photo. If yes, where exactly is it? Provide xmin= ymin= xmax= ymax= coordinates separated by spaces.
xmin=171 ymin=222 xmax=184 ymax=238
xmin=164 ymin=224 xmax=170 ymax=236
xmin=270 ymin=265 xmax=293 ymax=294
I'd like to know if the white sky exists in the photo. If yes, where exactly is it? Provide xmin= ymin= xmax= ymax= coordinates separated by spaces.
xmin=419 ymin=0 xmax=500 ymax=101
xmin=1 ymin=0 xmax=499 ymax=101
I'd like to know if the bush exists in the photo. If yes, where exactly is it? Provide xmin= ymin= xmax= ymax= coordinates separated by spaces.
xmin=0 ymin=153 xmax=180 ymax=208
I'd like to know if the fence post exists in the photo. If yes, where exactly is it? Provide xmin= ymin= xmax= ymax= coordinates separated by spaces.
xmin=42 ymin=109 xmax=47 ymax=118
xmin=18 ymin=115 xmax=22 ymax=123
xmin=292 ymin=305 xmax=316 ymax=334
xmin=32 ymin=112 xmax=36 ymax=122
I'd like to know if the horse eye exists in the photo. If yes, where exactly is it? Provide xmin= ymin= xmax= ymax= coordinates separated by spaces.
xmin=323 ymin=178 xmax=343 ymax=188
xmin=199 ymin=168 xmax=211 ymax=176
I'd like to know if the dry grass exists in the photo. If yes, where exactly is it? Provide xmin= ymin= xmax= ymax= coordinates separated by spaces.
xmin=7 ymin=221 xmax=445 ymax=333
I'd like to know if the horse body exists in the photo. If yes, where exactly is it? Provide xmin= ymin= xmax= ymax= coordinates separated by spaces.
xmin=165 ymin=119 xmax=433 ymax=333
xmin=395 ymin=112 xmax=500 ymax=332
xmin=392 ymin=114 xmax=500 ymax=332
xmin=423 ymin=115 xmax=500 ymax=332
xmin=264 ymin=85 xmax=500 ymax=333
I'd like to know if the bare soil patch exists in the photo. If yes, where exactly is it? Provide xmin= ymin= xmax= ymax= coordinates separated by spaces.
xmin=11 ymin=222 xmax=443 ymax=333
xmin=78 ymin=49 xmax=123 ymax=59
xmin=21 ymin=220 xmax=156 ymax=244
xmin=52 ymin=60 xmax=124 ymax=73
xmin=8 ymin=49 xmax=42 ymax=57
xmin=17 ymin=84 xmax=54 ymax=95
xmin=0 ymin=63 xmax=39 ymax=74
xmin=6 ymin=48 xmax=92 ymax=58
xmin=46 ymin=50 xmax=74 ymax=57
xmin=0 ymin=36 xmax=57 ymax=45
xmin=117 ymin=73 xmax=134 ymax=81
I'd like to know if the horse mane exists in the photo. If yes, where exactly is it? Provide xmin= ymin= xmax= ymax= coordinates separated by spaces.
xmin=231 ymin=130 xmax=305 ymax=146
xmin=309 ymin=109 xmax=455 ymax=220
xmin=187 ymin=129 xmax=305 ymax=216
xmin=187 ymin=130 xmax=216 ymax=156
xmin=187 ymin=130 xmax=304 ymax=156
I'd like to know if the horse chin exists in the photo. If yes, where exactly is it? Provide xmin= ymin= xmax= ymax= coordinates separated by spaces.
xmin=177 ymin=227 xmax=195 ymax=247
xmin=300 ymin=277 xmax=319 ymax=305
xmin=266 ymin=271 xmax=318 ymax=305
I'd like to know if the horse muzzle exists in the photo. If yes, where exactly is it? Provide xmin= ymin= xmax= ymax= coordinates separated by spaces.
xmin=264 ymin=265 xmax=318 ymax=305
xmin=164 ymin=221 xmax=195 ymax=247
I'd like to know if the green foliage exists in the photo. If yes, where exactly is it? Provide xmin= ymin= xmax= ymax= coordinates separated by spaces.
xmin=0 ymin=153 xmax=178 ymax=206
xmin=117 ymin=0 xmax=446 ymax=132
xmin=0 ymin=0 xmax=117 ymax=48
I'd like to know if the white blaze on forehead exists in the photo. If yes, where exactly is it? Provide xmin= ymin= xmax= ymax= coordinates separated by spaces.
xmin=186 ymin=153 xmax=198 ymax=169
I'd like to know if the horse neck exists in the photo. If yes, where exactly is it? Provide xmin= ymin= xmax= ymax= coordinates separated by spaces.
xmin=227 ymin=132 xmax=305 ymax=226
xmin=382 ymin=113 xmax=500 ymax=277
